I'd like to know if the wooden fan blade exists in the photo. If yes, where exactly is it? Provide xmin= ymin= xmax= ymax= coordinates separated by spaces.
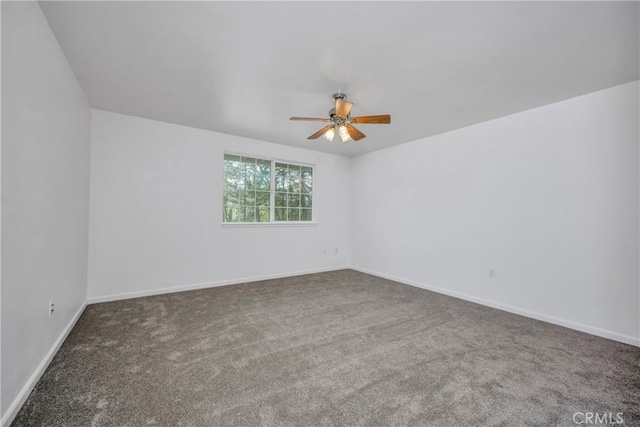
xmin=352 ymin=115 xmax=391 ymax=124
xmin=346 ymin=124 xmax=366 ymax=141
xmin=290 ymin=117 xmax=331 ymax=122
xmin=308 ymin=125 xmax=334 ymax=140
xmin=335 ymin=99 xmax=353 ymax=117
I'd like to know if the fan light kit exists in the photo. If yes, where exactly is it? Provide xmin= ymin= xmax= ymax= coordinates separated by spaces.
xmin=290 ymin=93 xmax=391 ymax=143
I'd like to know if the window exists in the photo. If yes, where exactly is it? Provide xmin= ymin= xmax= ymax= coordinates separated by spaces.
xmin=223 ymin=154 xmax=313 ymax=223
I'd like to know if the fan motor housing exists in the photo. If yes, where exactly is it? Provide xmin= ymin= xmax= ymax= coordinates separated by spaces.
xmin=329 ymin=92 xmax=348 ymax=120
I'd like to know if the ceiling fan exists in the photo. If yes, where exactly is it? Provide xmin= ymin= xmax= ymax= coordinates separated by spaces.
xmin=290 ymin=93 xmax=391 ymax=143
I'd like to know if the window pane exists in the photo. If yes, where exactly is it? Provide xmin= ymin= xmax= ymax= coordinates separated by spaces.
xmin=234 ymin=207 xmax=245 ymax=223
xmin=301 ymin=194 xmax=312 ymax=208
xmin=275 ymin=208 xmax=286 ymax=221
xmin=224 ymin=155 xmax=242 ymax=190
xmin=237 ymin=190 xmax=246 ymax=205
xmin=235 ymin=161 xmax=246 ymax=190
xmin=275 ymin=192 xmax=287 ymax=207
xmin=244 ymin=206 xmax=255 ymax=222
xmin=287 ymin=165 xmax=301 ymax=193
xmin=257 ymin=207 xmax=270 ymax=222
xmin=301 ymin=167 xmax=313 ymax=194
xmin=256 ymin=191 xmax=270 ymax=207
xmin=242 ymin=157 xmax=256 ymax=189
xmin=301 ymin=181 xmax=311 ymax=194
xmin=275 ymin=163 xmax=287 ymax=191
xmin=288 ymin=193 xmax=300 ymax=208
xmin=300 ymin=209 xmax=312 ymax=221
xmin=288 ymin=208 xmax=300 ymax=221
xmin=224 ymin=175 xmax=236 ymax=192
xmin=224 ymin=189 xmax=238 ymax=205
xmin=256 ymin=159 xmax=271 ymax=190
xmin=244 ymin=190 xmax=256 ymax=207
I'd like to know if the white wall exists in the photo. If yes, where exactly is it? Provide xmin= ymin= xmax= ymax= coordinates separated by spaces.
xmin=87 ymin=110 xmax=351 ymax=301
xmin=351 ymin=81 xmax=640 ymax=346
xmin=1 ymin=1 xmax=91 ymax=421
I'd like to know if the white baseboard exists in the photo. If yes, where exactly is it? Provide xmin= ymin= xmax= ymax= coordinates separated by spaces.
xmin=1 ymin=301 xmax=87 ymax=427
xmin=87 ymin=265 xmax=349 ymax=304
xmin=350 ymin=266 xmax=640 ymax=348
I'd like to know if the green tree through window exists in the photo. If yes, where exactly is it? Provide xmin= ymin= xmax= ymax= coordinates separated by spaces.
xmin=223 ymin=154 xmax=313 ymax=223
xmin=275 ymin=163 xmax=313 ymax=222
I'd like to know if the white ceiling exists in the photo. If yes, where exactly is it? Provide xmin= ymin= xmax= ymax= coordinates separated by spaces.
xmin=40 ymin=1 xmax=639 ymax=157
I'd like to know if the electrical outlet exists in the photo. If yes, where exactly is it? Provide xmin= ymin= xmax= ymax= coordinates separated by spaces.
xmin=335 ymin=248 xmax=339 ymax=254
xmin=323 ymin=250 xmax=327 ymax=256
xmin=49 ymin=299 xmax=55 ymax=317
xmin=489 ymin=269 xmax=496 ymax=278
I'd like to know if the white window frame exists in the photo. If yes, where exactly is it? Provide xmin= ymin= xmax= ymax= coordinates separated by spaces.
xmin=221 ymin=152 xmax=317 ymax=227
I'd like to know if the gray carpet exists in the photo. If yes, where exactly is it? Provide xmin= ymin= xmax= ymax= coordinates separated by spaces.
xmin=12 ymin=270 xmax=640 ymax=426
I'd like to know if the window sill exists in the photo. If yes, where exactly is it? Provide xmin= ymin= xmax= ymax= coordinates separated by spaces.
xmin=221 ymin=222 xmax=318 ymax=228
